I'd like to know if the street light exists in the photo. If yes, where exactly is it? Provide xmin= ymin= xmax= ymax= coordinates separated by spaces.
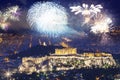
xmin=5 ymin=71 xmax=12 ymax=80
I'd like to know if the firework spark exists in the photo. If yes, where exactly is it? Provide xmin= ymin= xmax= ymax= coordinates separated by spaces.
xmin=0 ymin=6 xmax=20 ymax=30
xmin=70 ymin=3 xmax=103 ymax=16
xmin=27 ymin=2 xmax=68 ymax=36
xmin=100 ymin=33 xmax=111 ymax=45
xmin=62 ymin=37 xmax=72 ymax=42
xmin=90 ymin=14 xmax=112 ymax=34
xmin=70 ymin=3 xmax=103 ymax=23
xmin=5 ymin=6 xmax=20 ymax=21
xmin=0 ymin=22 xmax=10 ymax=30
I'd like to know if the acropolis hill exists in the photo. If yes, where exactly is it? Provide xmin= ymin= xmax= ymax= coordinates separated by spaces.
xmin=19 ymin=48 xmax=116 ymax=74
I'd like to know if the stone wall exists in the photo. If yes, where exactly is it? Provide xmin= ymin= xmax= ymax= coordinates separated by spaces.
xmin=19 ymin=54 xmax=116 ymax=74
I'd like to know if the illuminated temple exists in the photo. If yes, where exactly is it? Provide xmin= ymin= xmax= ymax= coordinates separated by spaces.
xmin=19 ymin=48 xmax=116 ymax=74
xmin=54 ymin=48 xmax=112 ymax=57
xmin=55 ymin=48 xmax=77 ymax=55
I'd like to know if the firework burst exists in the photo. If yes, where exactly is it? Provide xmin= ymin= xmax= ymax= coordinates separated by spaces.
xmin=70 ymin=3 xmax=103 ymax=23
xmin=27 ymin=2 xmax=68 ymax=36
xmin=90 ymin=14 xmax=112 ymax=34
xmin=0 ymin=6 xmax=20 ymax=30
xmin=70 ymin=3 xmax=103 ymax=16
xmin=5 ymin=6 xmax=20 ymax=21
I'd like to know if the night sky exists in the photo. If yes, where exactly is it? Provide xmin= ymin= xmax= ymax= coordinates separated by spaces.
xmin=0 ymin=0 xmax=120 ymax=30
xmin=0 ymin=0 xmax=120 ymax=55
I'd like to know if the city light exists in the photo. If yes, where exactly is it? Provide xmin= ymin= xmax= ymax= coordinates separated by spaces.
xmin=4 ymin=70 xmax=12 ymax=80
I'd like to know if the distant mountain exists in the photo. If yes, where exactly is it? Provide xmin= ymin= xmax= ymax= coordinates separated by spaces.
xmin=8 ymin=45 xmax=63 ymax=59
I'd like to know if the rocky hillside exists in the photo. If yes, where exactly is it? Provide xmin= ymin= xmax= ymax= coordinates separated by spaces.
xmin=19 ymin=54 xmax=116 ymax=74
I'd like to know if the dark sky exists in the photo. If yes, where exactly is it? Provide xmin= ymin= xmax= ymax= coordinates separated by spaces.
xmin=0 ymin=0 xmax=120 ymax=24
xmin=0 ymin=0 xmax=120 ymax=54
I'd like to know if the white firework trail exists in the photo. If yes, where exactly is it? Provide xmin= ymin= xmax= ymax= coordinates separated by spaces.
xmin=100 ymin=33 xmax=110 ymax=45
xmin=0 ymin=6 xmax=20 ymax=30
xmin=90 ymin=14 xmax=112 ymax=34
xmin=27 ymin=2 xmax=68 ymax=36
xmin=70 ymin=3 xmax=103 ymax=16
xmin=4 ymin=6 xmax=20 ymax=21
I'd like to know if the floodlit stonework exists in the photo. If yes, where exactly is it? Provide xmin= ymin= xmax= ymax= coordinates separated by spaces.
xmin=55 ymin=48 xmax=77 ymax=55
xmin=19 ymin=48 xmax=116 ymax=74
